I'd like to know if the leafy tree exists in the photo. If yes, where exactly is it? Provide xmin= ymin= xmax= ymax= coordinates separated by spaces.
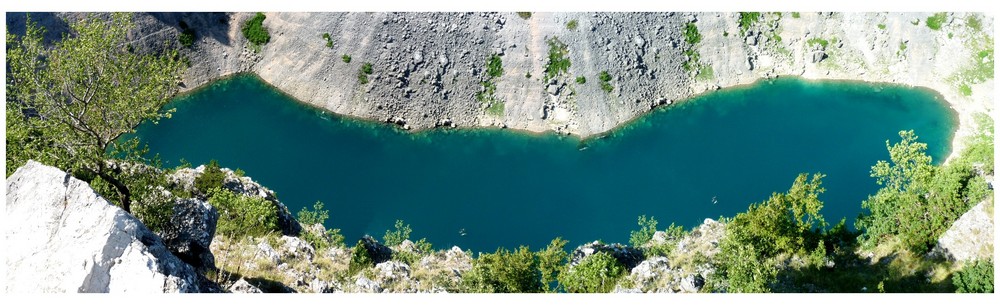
xmin=208 ymin=188 xmax=280 ymax=237
xmin=383 ymin=219 xmax=412 ymax=247
xmin=629 ymin=215 xmax=658 ymax=247
xmin=713 ymin=173 xmax=827 ymax=292
xmin=536 ymin=237 xmax=568 ymax=292
xmin=953 ymin=260 xmax=994 ymax=293
xmin=6 ymin=13 xmax=183 ymax=212
xmin=461 ymin=246 xmax=543 ymax=293
xmin=857 ymin=130 xmax=985 ymax=253
xmin=193 ymin=159 xmax=225 ymax=195
xmin=297 ymin=201 xmax=329 ymax=226
xmin=558 ymin=252 xmax=626 ymax=293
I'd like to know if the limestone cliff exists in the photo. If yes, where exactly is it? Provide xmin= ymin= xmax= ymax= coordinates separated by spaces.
xmin=4 ymin=161 xmax=201 ymax=292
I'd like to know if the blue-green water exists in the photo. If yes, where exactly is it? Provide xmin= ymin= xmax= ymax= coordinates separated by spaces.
xmin=132 ymin=75 xmax=956 ymax=252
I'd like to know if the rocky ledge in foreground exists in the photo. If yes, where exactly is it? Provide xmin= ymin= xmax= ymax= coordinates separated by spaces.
xmin=4 ymin=161 xmax=201 ymax=293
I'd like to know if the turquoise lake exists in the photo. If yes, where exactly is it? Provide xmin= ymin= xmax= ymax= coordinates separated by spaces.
xmin=132 ymin=75 xmax=957 ymax=252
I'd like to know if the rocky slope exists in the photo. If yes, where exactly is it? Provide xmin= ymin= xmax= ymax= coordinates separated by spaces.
xmin=932 ymin=199 xmax=995 ymax=262
xmin=4 ymin=161 xmax=201 ymax=292
xmin=7 ymin=12 xmax=991 ymax=158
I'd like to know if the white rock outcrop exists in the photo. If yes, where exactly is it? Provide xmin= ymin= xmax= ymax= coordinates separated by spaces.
xmin=933 ymin=200 xmax=994 ymax=262
xmin=5 ymin=160 xmax=200 ymax=293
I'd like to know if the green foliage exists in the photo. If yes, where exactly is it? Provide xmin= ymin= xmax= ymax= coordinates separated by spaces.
xmin=899 ymin=41 xmax=907 ymax=52
xmin=486 ymin=54 xmax=503 ymax=78
xmin=953 ymin=260 xmax=994 ymax=293
xmin=341 ymin=54 xmax=352 ymax=63
xmin=6 ymin=13 xmax=183 ymax=212
xmin=713 ymin=173 xmax=827 ymax=292
xmin=966 ymin=15 xmax=982 ymax=32
xmin=536 ymin=237 xmax=568 ymax=292
xmin=242 ymin=12 xmax=271 ymax=48
xmin=959 ymin=83 xmax=972 ymax=96
xmin=209 ymin=188 xmax=280 ymax=237
xmin=683 ymin=22 xmax=702 ymax=45
xmin=461 ymin=246 xmax=543 ymax=293
xmin=738 ymin=12 xmax=762 ymax=34
xmin=517 ymin=12 xmax=532 ymax=20
xmin=178 ymin=21 xmax=195 ymax=47
xmin=857 ymin=130 xmax=987 ymax=254
xmin=877 ymin=23 xmax=887 ymax=30
xmin=486 ymin=100 xmax=505 ymax=116
xmin=598 ymin=71 xmax=614 ymax=93
xmin=807 ymin=37 xmax=829 ymax=49
xmin=646 ymin=223 xmax=685 ymax=257
xmin=682 ymin=49 xmax=700 ymax=71
xmin=957 ymin=113 xmax=994 ymax=174
xmin=629 ymin=215 xmax=657 ymax=247
xmin=193 ymin=160 xmax=225 ymax=195
xmin=566 ymin=20 xmax=578 ymax=30
xmin=383 ymin=219 xmax=412 ymax=247
xmin=322 ymin=33 xmax=333 ymax=48
xmin=558 ymin=252 xmax=626 ymax=293
xmin=296 ymin=201 xmax=328 ymax=226
xmin=348 ymin=240 xmax=375 ymax=276
xmin=791 ymin=12 xmax=801 ymax=19
xmin=926 ymin=12 xmax=947 ymax=31
xmin=300 ymin=227 xmax=344 ymax=251
xmin=544 ymin=37 xmax=571 ymax=81
xmin=358 ymin=62 xmax=373 ymax=84
xmin=696 ymin=65 xmax=715 ymax=81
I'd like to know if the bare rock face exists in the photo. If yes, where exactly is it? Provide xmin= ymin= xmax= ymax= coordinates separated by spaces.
xmin=932 ymin=200 xmax=994 ymax=262
xmin=5 ymin=160 xmax=200 ymax=293
xmin=159 ymin=197 xmax=219 ymax=272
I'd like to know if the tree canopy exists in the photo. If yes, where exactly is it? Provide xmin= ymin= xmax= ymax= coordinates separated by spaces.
xmin=6 ymin=13 xmax=183 ymax=212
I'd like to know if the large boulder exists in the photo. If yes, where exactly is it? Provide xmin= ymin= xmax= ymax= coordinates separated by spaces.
xmin=159 ymin=197 xmax=218 ymax=271
xmin=360 ymin=235 xmax=394 ymax=264
xmin=5 ymin=161 xmax=201 ymax=292
xmin=932 ymin=200 xmax=994 ymax=262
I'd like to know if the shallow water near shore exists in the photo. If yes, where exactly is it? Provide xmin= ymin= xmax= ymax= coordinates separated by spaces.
xmin=132 ymin=75 xmax=956 ymax=251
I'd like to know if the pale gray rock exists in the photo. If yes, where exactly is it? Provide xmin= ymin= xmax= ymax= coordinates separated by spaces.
xmin=5 ymin=160 xmax=200 ymax=293
xmin=355 ymin=276 xmax=383 ymax=293
xmin=229 ymin=278 xmax=263 ymax=293
xmin=570 ymin=241 xmax=645 ymax=269
xmin=932 ymin=200 xmax=994 ymax=262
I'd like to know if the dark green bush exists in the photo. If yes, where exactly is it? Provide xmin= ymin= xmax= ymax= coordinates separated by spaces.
xmin=322 ymin=33 xmax=333 ymax=48
xmin=738 ymin=12 xmax=762 ymax=34
xmin=208 ymin=188 xmax=280 ymax=237
xmin=683 ymin=22 xmax=701 ymax=45
xmin=178 ymin=21 xmax=195 ymax=48
xmin=348 ymin=240 xmax=374 ymax=275
xmin=242 ymin=12 xmax=271 ymax=47
xmin=566 ymin=20 xmax=578 ymax=30
xmin=598 ymin=71 xmax=613 ymax=93
xmin=487 ymin=55 xmax=503 ymax=78
xmin=544 ymin=38 xmax=571 ymax=81
xmin=517 ymin=12 xmax=532 ymax=20
xmin=193 ymin=159 xmax=225 ymax=195
xmin=358 ymin=62 xmax=373 ymax=84
xmin=341 ymin=54 xmax=352 ymax=63
xmin=558 ymin=252 xmax=626 ymax=293
xmin=537 ymin=238 xmax=568 ymax=292
xmin=953 ymin=260 xmax=994 ymax=293
xmin=461 ymin=246 xmax=543 ymax=293
xmin=297 ymin=201 xmax=328 ymax=226
xmin=575 ymin=76 xmax=586 ymax=84
xmin=629 ymin=215 xmax=657 ymax=247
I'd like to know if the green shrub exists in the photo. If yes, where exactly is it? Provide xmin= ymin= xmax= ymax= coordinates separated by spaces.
xmin=178 ymin=21 xmax=195 ymax=48
xmin=878 ymin=23 xmax=887 ymax=30
xmin=558 ymin=252 xmax=626 ymax=293
xmin=739 ymin=12 xmax=762 ymax=34
xmin=954 ymin=260 xmax=994 ymax=293
xmin=486 ymin=101 xmax=505 ymax=116
xmin=193 ymin=159 xmax=225 ymax=195
xmin=959 ymin=83 xmax=972 ymax=96
xmin=300 ymin=227 xmax=344 ymax=251
xmin=966 ymin=15 xmax=982 ymax=32
xmin=461 ymin=246 xmax=543 ymax=293
xmin=296 ymin=201 xmax=328 ymax=226
xmin=242 ymin=12 xmax=271 ymax=47
xmin=629 ymin=215 xmax=657 ymax=247
xmin=358 ymin=62 xmax=373 ymax=84
xmin=646 ymin=223 xmax=685 ymax=257
xmin=487 ymin=54 xmax=503 ymax=78
xmin=575 ymin=76 xmax=586 ymax=84
xmin=517 ymin=12 xmax=532 ymax=20
xmin=322 ymin=33 xmax=333 ymax=48
xmin=683 ymin=22 xmax=702 ymax=45
xmin=348 ymin=240 xmax=375 ymax=276
xmin=807 ymin=37 xmax=829 ymax=49
xmin=598 ymin=71 xmax=613 ymax=93
xmin=383 ymin=219 xmax=412 ymax=247
xmin=926 ymin=12 xmax=947 ymax=31
xmin=341 ymin=54 xmax=352 ymax=63
xmin=544 ymin=37 xmax=571 ymax=81
xmin=566 ymin=20 xmax=578 ymax=30
xmin=791 ymin=12 xmax=801 ymax=19
xmin=209 ymin=188 xmax=280 ymax=237
xmin=537 ymin=238 xmax=568 ymax=292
